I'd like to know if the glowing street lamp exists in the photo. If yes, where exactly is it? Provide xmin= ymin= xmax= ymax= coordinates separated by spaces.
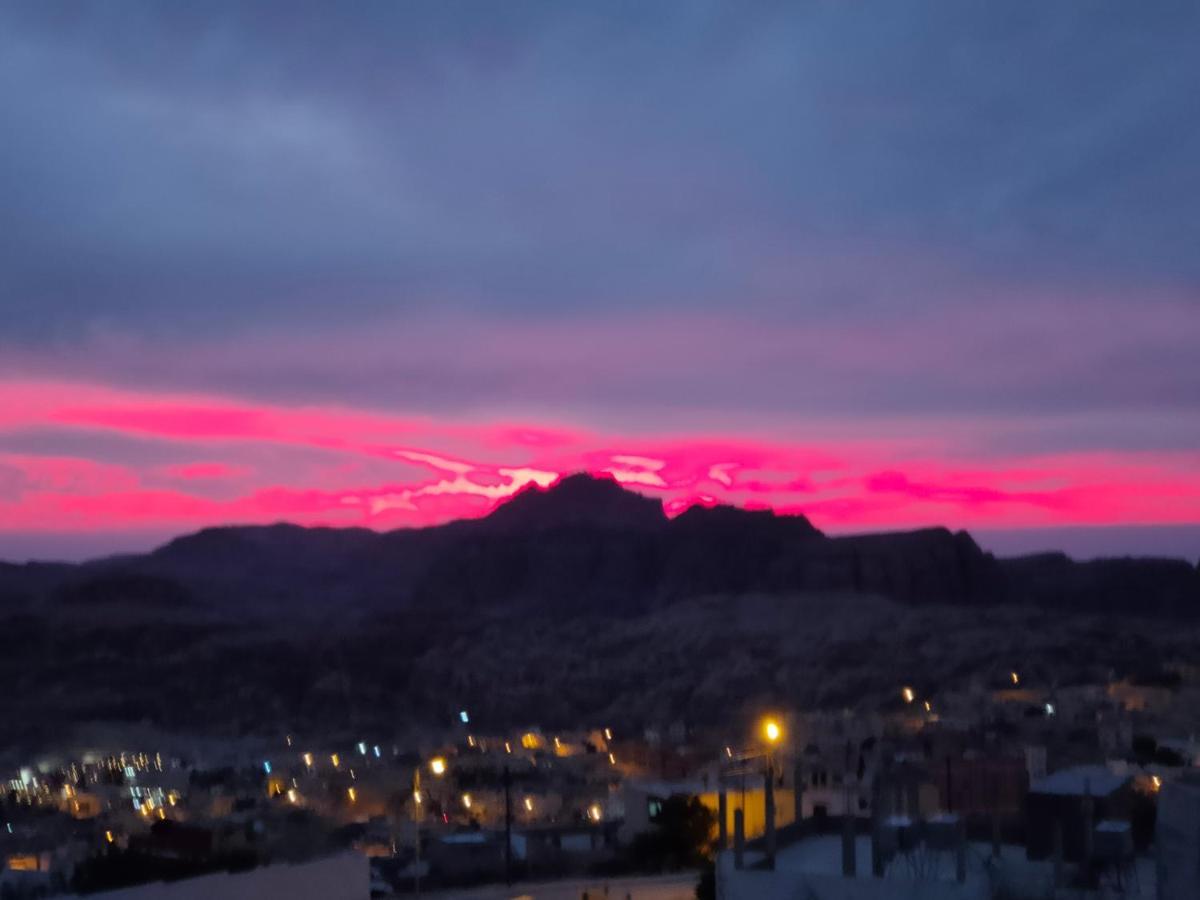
xmin=429 ymin=757 xmax=447 ymax=776
xmin=762 ymin=718 xmax=783 ymax=745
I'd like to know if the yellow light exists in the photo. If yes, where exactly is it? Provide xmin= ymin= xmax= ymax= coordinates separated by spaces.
xmin=902 ymin=687 xmax=915 ymax=704
xmin=413 ymin=790 xmax=423 ymax=805
xmin=524 ymin=797 xmax=533 ymax=811
xmin=1151 ymin=775 xmax=1162 ymax=791
xmin=467 ymin=735 xmax=476 ymax=747
xmin=105 ymin=830 xmax=114 ymax=844
xmin=462 ymin=793 xmax=472 ymax=809
xmin=303 ymin=752 xmax=313 ymax=767
xmin=429 ymin=757 xmax=447 ymax=776
xmin=608 ymin=752 xmax=616 ymax=765
xmin=286 ymin=789 xmax=298 ymax=804
xmin=588 ymin=804 xmax=602 ymax=822
xmin=553 ymin=736 xmax=561 ymax=748
xmin=604 ymin=728 xmax=613 ymax=741
xmin=156 ymin=808 xmax=165 ymax=820
xmin=923 ymin=700 xmax=932 ymax=712
xmin=1011 ymin=671 xmax=1020 ymax=686
xmin=331 ymin=754 xmax=340 ymax=768
xmin=725 ymin=746 xmax=733 ymax=759
xmin=505 ymin=742 xmax=512 ymax=754
xmin=521 ymin=733 xmax=541 ymax=750
xmin=763 ymin=718 xmax=782 ymax=744
xmin=347 ymin=787 xmax=357 ymax=803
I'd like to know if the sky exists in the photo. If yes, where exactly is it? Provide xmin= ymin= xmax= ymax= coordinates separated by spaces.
xmin=1 ymin=2 xmax=1199 ymax=562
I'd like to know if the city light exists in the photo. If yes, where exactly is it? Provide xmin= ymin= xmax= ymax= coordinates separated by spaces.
xmin=923 ymin=700 xmax=932 ymax=713
xmin=462 ymin=793 xmax=472 ymax=809
xmin=330 ymin=754 xmax=340 ymax=768
xmin=1152 ymin=775 xmax=1162 ymax=791
xmin=286 ymin=789 xmax=298 ymax=804
xmin=429 ymin=757 xmax=447 ymax=776
xmin=1011 ymin=671 xmax=1020 ymax=686
xmin=459 ymin=710 xmax=470 ymax=724
xmin=588 ymin=804 xmax=602 ymax=822
xmin=357 ymin=742 xmax=367 ymax=755
xmin=303 ymin=752 xmax=313 ymax=768
xmin=413 ymin=790 xmax=423 ymax=805
xmin=604 ymin=727 xmax=613 ymax=741
xmin=608 ymin=752 xmax=616 ymax=765
xmin=524 ymin=797 xmax=533 ymax=811
xmin=1044 ymin=703 xmax=1056 ymax=716
xmin=105 ymin=830 xmax=113 ymax=843
xmin=762 ymin=718 xmax=782 ymax=744
xmin=347 ymin=787 xmax=357 ymax=803
xmin=263 ymin=761 xmax=271 ymax=774
xmin=902 ymin=687 xmax=915 ymax=704
xmin=505 ymin=742 xmax=512 ymax=754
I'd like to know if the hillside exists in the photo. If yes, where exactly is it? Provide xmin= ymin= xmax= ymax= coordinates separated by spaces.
xmin=0 ymin=474 xmax=1196 ymax=744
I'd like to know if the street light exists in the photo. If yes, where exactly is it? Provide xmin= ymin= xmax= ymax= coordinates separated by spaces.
xmin=429 ymin=757 xmax=446 ymax=776
xmin=762 ymin=718 xmax=783 ymax=745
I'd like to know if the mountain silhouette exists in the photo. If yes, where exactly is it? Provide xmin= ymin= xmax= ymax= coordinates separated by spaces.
xmin=1 ymin=473 xmax=1195 ymax=619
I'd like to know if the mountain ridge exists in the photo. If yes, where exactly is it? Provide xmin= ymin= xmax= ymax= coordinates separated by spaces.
xmin=1 ymin=473 xmax=1197 ymax=618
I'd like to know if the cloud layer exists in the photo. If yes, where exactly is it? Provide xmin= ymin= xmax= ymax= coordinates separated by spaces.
xmin=1 ymin=3 xmax=1198 ymax=557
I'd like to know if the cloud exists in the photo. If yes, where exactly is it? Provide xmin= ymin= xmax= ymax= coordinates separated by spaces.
xmin=0 ymin=4 xmax=1197 ymax=554
xmin=1 ymin=379 xmax=1198 ymax=547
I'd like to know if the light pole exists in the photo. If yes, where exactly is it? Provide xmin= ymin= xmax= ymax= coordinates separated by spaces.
xmin=413 ymin=757 xmax=447 ymax=898
xmin=721 ymin=718 xmax=785 ymax=872
xmin=761 ymin=718 xmax=782 ymax=870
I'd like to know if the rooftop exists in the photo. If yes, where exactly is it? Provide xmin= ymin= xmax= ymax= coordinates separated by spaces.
xmin=1030 ymin=765 xmax=1127 ymax=797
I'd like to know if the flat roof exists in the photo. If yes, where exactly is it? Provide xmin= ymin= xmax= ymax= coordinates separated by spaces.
xmin=1030 ymin=766 xmax=1127 ymax=797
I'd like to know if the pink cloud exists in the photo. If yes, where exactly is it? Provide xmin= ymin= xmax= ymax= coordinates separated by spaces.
xmin=1 ymin=378 xmax=1198 ymax=536
xmin=162 ymin=462 xmax=252 ymax=480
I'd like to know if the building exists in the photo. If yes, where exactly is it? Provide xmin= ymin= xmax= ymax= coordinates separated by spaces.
xmin=620 ymin=778 xmax=796 ymax=845
xmin=716 ymin=829 xmax=1056 ymax=900
xmin=1025 ymin=766 xmax=1132 ymax=862
xmin=1157 ymin=774 xmax=1200 ymax=900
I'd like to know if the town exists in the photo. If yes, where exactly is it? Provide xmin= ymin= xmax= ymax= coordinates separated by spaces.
xmin=4 ymin=660 xmax=1199 ymax=898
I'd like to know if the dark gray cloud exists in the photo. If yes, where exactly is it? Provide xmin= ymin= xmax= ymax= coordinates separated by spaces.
xmin=0 ymin=2 xmax=1197 ymax=452
xmin=3 ymin=3 xmax=1198 ymax=330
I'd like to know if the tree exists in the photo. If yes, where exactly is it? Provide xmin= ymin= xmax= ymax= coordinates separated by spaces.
xmin=627 ymin=795 xmax=716 ymax=870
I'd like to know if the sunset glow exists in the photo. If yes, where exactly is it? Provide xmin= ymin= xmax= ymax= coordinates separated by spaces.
xmin=2 ymin=378 xmax=1198 ymax=550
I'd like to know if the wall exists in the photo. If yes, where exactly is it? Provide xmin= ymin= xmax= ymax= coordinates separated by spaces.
xmin=79 ymin=852 xmax=368 ymax=900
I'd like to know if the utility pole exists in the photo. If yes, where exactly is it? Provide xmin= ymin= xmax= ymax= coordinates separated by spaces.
xmin=504 ymin=765 xmax=513 ymax=885
xmin=413 ymin=767 xmax=422 ymax=899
